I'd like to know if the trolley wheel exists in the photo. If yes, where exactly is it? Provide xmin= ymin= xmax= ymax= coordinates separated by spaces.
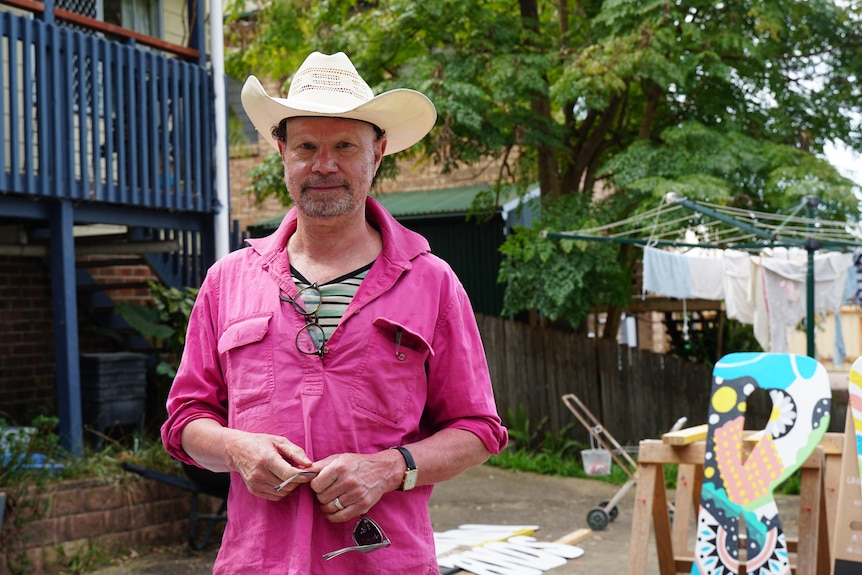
xmin=586 ymin=507 xmax=609 ymax=531
xmin=598 ymin=500 xmax=619 ymax=521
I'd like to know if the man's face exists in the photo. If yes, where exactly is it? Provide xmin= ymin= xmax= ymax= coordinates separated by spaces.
xmin=278 ymin=117 xmax=385 ymax=220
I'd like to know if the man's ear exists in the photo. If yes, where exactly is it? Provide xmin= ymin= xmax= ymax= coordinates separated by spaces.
xmin=374 ymin=138 xmax=387 ymax=172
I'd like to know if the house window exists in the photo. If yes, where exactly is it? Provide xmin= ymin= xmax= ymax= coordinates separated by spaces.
xmin=55 ymin=0 xmax=163 ymax=39
xmin=227 ymin=77 xmax=259 ymax=151
xmin=103 ymin=0 xmax=162 ymax=38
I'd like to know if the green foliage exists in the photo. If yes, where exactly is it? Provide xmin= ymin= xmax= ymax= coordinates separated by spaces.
xmin=51 ymin=542 xmax=113 ymax=573
xmin=602 ymin=122 xmax=861 ymax=218
xmin=114 ymin=282 xmax=198 ymax=382
xmin=227 ymin=106 xmax=251 ymax=148
xmin=776 ymin=469 xmax=801 ymax=496
xmin=0 ymin=416 xmax=63 ymax=486
xmin=0 ymin=416 xmax=178 ymax=487
xmin=488 ymin=435 xmax=637 ymax=486
xmin=665 ymin=316 xmax=763 ymax=366
xmin=499 ymin=193 xmax=632 ymax=330
xmin=225 ymin=0 xmax=862 ymax=200
xmin=504 ymin=404 xmax=548 ymax=452
xmin=243 ymin=150 xmax=290 ymax=207
xmin=495 ymin=403 xmax=633 ymax=483
xmin=491 ymin=403 xmax=690 ymax=490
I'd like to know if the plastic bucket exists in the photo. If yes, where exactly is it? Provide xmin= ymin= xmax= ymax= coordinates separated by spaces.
xmin=581 ymin=449 xmax=611 ymax=476
xmin=581 ymin=436 xmax=611 ymax=476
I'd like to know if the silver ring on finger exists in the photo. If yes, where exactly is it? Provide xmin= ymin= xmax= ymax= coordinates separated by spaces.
xmin=333 ymin=497 xmax=345 ymax=511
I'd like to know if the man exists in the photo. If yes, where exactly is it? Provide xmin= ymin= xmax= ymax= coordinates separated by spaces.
xmin=161 ymin=51 xmax=508 ymax=574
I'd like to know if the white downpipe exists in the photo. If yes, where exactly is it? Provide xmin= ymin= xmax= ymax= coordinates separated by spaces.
xmin=211 ymin=0 xmax=230 ymax=260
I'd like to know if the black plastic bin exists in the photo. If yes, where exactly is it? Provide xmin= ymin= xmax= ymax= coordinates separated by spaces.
xmin=80 ymin=352 xmax=147 ymax=445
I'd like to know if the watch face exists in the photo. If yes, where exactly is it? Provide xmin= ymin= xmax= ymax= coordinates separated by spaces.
xmin=403 ymin=469 xmax=418 ymax=491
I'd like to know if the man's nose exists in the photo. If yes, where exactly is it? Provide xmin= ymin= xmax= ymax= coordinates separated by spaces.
xmin=312 ymin=148 xmax=338 ymax=173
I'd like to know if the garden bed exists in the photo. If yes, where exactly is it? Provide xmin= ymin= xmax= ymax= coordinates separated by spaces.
xmin=0 ymin=473 xmax=221 ymax=574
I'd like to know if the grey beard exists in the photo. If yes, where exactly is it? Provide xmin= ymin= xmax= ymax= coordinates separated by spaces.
xmin=296 ymin=185 xmax=357 ymax=218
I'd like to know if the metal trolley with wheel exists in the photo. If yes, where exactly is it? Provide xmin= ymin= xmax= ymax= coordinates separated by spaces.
xmin=561 ymin=393 xmax=686 ymax=531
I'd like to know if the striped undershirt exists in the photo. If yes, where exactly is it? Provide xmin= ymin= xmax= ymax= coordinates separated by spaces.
xmin=290 ymin=262 xmax=374 ymax=339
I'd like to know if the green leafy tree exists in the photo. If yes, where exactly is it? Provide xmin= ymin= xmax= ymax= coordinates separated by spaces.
xmin=225 ymin=0 xmax=862 ymax=334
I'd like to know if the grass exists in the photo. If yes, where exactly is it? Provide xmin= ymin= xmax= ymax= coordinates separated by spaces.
xmin=487 ymin=443 xmax=682 ymax=492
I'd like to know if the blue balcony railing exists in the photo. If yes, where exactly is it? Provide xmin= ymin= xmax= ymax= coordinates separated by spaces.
xmin=0 ymin=2 xmax=215 ymax=214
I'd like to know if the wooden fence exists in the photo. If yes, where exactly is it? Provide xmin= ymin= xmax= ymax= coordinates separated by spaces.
xmin=477 ymin=314 xmax=714 ymax=447
xmin=476 ymin=314 xmax=849 ymax=450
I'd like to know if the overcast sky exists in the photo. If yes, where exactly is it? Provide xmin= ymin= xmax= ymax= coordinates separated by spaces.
xmin=825 ymin=141 xmax=861 ymax=186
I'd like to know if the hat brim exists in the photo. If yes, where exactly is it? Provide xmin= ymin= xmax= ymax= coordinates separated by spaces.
xmin=241 ymin=75 xmax=437 ymax=156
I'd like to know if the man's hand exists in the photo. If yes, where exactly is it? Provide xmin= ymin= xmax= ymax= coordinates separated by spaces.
xmin=223 ymin=430 xmax=315 ymax=500
xmin=308 ymin=450 xmax=404 ymax=522
xmin=181 ymin=419 xmax=313 ymax=501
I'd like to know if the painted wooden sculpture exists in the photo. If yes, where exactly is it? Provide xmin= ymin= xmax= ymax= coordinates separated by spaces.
xmin=850 ymin=356 xmax=862 ymax=496
xmin=691 ymin=353 xmax=831 ymax=575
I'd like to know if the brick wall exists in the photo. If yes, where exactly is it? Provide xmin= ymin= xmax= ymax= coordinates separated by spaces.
xmin=0 ymin=257 xmax=56 ymax=422
xmin=0 ymin=475 xmax=221 ymax=574
xmin=228 ymin=151 xmax=289 ymax=236
xmin=0 ymin=256 xmax=160 ymax=425
xmin=80 ymin=256 xmax=159 ymax=308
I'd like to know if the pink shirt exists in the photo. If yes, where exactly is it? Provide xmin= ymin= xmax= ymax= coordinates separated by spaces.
xmin=162 ymin=198 xmax=508 ymax=574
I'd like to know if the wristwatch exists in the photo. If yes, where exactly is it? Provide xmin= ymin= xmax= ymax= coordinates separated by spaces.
xmin=391 ymin=446 xmax=418 ymax=491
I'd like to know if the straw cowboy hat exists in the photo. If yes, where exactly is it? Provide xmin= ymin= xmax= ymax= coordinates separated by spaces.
xmin=241 ymin=52 xmax=437 ymax=156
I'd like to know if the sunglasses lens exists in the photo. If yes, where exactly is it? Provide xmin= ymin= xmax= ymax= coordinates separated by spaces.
xmin=353 ymin=518 xmax=384 ymax=546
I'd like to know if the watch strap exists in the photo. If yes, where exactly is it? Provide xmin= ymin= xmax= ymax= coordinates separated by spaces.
xmin=391 ymin=446 xmax=417 ymax=491
xmin=392 ymin=446 xmax=416 ymax=470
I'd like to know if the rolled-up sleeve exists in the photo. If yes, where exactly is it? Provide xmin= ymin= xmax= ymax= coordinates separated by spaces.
xmin=161 ymin=271 xmax=229 ymax=465
xmin=424 ymin=286 xmax=508 ymax=454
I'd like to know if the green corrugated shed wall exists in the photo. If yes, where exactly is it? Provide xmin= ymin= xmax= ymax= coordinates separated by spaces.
xmin=396 ymin=213 xmax=505 ymax=316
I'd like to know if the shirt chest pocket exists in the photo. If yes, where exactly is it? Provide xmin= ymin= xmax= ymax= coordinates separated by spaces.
xmin=218 ymin=314 xmax=274 ymax=412
xmin=349 ymin=318 xmax=434 ymax=428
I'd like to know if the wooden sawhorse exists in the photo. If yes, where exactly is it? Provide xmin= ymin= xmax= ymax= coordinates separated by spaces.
xmin=626 ymin=428 xmax=843 ymax=575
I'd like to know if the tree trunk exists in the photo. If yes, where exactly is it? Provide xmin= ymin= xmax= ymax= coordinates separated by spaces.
xmin=601 ymin=303 xmax=622 ymax=340
xmin=520 ymin=0 xmax=561 ymax=200
xmin=639 ymin=82 xmax=662 ymax=140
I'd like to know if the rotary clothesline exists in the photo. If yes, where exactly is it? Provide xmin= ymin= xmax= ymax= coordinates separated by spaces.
xmin=541 ymin=194 xmax=862 ymax=358
xmin=562 ymin=193 xmax=862 ymax=251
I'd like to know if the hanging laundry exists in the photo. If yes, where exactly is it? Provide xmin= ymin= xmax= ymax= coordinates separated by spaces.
xmin=834 ymin=313 xmax=846 ymax=366
xmin=723 ymin=250 xmax=755 ymax=324
xmin=642 ymin=246 xmax=692 ymax=299
xmin=751 ymin=257 xmax=774 ymax=352
xmin=752 ymin=249 xmax=852 ymax=353
xmin=853 ymin=247 xmax=862 ymax=305
xmin=687 ymin=251 xmax=726 ymax=300
xmin=752 ymin=254 xmax=805 ymax=353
